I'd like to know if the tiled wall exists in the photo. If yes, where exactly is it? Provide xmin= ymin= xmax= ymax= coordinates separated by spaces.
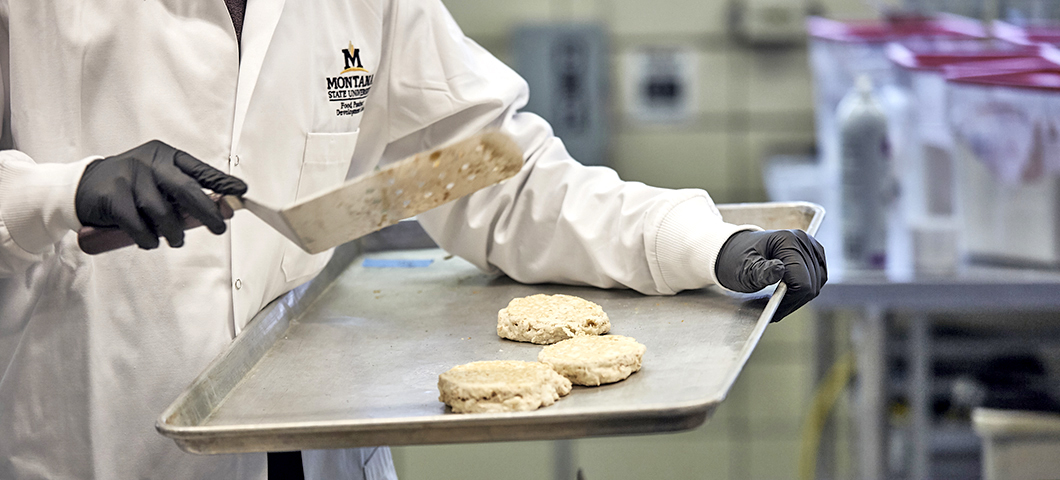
xmin=392 ymin=1 xmax=875 ymax=479
xmin=434 ymin=0 xmax=877 ymax=203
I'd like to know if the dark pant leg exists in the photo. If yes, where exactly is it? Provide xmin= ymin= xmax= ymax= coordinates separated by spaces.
xmin=268 ymin=451 xmax=305 ymax=480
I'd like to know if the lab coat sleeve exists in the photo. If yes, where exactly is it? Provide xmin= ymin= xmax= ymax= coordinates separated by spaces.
xmin=0 ymin=151 xmax=92 ymax=276
xmin=0 ymin=4 xmax=94 ymax=277
xmin=379 ymin=0 xmax=758 ymax=295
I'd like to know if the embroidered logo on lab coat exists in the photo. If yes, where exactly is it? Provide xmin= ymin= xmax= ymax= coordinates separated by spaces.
xmin=326 ymin=42 xmax=373 ymax=117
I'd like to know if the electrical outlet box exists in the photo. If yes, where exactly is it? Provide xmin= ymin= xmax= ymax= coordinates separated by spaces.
xmin=732 ymin=0 xmax=808 ymax=46
xmin=512 ymin=23 xmax=609 ymax=166
xmin=623 ymin=47 xmax=698 ymax=125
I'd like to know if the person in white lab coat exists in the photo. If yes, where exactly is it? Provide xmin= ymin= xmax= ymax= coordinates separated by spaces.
xmin=0 ymin=1 xmax=825 ymax=479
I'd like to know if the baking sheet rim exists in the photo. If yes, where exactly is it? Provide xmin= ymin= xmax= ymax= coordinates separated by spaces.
xmin=155 ymin=201 xmax=825 ymax=448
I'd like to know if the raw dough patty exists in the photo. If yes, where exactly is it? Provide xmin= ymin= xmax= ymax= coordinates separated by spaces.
xmin=497 ymin=294 xmax=610 ymax=344
xmin=538 ymin=335 xmax=646 ymax=386
xmin=438 ymin=360 xmax=573 ymax=413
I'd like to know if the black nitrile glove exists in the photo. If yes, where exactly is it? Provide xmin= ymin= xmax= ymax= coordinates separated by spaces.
xmin=715 ymin=229 xmax=827 ymax=321
xmin=75 ymin=140 xmax=248 ymax=249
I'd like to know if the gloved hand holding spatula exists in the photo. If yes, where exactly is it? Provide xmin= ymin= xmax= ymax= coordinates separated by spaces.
xmin=75 ymin=140 xmax=247 ymax=251
xmin=75 ymin=132 xmax=524 ymax=255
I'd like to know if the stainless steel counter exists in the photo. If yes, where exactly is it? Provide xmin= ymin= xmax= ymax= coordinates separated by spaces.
xmin=813 ymin=265 xmax=1060 ymax=480
xmin=816 ymin=266 xmax=1060 ymax=312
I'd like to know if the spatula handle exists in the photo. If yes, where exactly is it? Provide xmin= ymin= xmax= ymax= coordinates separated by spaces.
xmin=77 ymin=194 xmax=236 ymax=255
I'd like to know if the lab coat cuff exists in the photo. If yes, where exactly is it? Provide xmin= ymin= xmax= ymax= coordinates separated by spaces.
xmin=0 ymin=152 xmax=97 ymax=254
xmin=649 ymin=194 xmax=761 ymax=294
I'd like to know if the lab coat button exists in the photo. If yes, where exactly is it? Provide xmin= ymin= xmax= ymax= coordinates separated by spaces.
xmin=234 ymin=278 xmax=243 ymax=290
xmin=230 ymin=154 xmax=240 ymax=167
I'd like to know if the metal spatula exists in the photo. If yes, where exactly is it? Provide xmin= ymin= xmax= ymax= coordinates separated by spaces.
xmin=78 ymin=131 xmax=524 ymax=255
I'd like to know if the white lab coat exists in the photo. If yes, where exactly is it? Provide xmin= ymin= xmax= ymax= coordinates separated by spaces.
xmin=0 ymin=0 xmax=753 ymax=479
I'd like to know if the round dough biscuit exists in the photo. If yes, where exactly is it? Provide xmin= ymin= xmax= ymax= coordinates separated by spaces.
xmin=497 ymin=294 xmax=610 ymax=344
xmin=538 ymin=335 xmax=646 ymax=386
xmin=438 ymin=360 xmax=573 ymax=413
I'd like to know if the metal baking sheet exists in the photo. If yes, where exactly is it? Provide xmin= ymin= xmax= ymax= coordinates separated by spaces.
xmin=157 ymin=202 xmax=824 ymax=454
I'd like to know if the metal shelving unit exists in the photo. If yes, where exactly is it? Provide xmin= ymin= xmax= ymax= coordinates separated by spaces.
xmin=812 ymin=267 xmax=1060 ymax=480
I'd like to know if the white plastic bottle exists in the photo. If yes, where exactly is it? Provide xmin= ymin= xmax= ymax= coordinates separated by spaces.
xmin=838 ymin=75 xmax=890 ymax=270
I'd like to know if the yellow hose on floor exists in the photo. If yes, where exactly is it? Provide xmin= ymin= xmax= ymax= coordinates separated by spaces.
xmin=798 ymin=351 xmax=857 ymax=480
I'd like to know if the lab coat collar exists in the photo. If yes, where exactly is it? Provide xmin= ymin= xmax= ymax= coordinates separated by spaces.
xmin=231 ymin=0 xmax=287 ymax=151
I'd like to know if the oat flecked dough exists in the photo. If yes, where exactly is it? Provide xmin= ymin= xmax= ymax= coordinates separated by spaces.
xmin=438 ymin=360 xmax=573 ymax=413
xmin=497 ymin=294 xmax=610 ymax=344
xmin=538 ymin=335 xmax=646 ymax=386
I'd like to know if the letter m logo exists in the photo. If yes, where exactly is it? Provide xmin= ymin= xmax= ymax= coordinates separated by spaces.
xmin=341 ymin=43 xmax=365 ymax=74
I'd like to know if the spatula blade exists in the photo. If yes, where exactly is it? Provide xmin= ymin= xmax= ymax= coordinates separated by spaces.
xmin=278 ymin=131 xmax=524 ymax=254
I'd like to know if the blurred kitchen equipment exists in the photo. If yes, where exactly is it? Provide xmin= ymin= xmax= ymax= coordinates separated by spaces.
xmin=997 ymin=0 xmax=1060 ymax=28
xmin=993 ymin=18 xmax=1060 ymax=46
xmin=902 ymin=0 xmax=989 ymax=19
xmin=804 ymin=15 xmax=985 ymax=275
xmin=807 ymin=14 xmax=986 ymax=173
xmin=944 ymin=54 xmax=1060 ymax=267
xmin=973 ymin=408 xmax=1060 ymax=480
xmin=839 ymin=75 xmax=892 ymax=270
xmin=886 ymin=39 xmax=1042 ymax=275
